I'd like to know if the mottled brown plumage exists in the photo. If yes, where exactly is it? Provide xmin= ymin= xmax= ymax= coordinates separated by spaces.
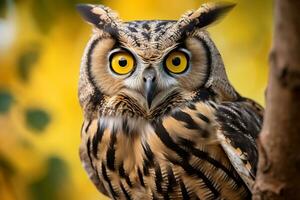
xmin=77 ymin=3 xmax=263 ymax=200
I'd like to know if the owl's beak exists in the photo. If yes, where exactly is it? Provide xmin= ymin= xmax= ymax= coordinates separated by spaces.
xmin=143 ymin=68 xmax=157 ymax=108
xmin=145 ymin=79 xmax=156 ymax=108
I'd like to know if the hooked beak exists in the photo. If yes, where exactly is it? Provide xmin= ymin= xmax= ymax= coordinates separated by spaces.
xmin=144 ymin=78 xmax=156 ymax=108
xmin=143 ymin=68 xmax=157 ymax=108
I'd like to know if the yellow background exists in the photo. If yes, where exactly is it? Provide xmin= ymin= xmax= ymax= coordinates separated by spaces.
xmin=0 ymin=0 xmax=272 ymax=199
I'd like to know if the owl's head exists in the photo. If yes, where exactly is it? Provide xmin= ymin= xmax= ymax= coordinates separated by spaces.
xmin=77 ymin=3 xmax=239 ymax=120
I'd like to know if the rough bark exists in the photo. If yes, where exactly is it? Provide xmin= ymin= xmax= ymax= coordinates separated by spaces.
xmin=253 ymin=0 xmax=300 ymax=199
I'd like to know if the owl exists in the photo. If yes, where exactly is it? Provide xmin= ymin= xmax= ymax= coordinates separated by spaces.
xmin=77 ymin=2 xmax=263 ymax=200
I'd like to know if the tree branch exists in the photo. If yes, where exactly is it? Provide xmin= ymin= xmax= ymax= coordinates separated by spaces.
xmin=253 ymin=0 xmax=300 ymax=199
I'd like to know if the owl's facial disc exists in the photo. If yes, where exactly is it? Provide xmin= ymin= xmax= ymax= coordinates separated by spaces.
xmin=89 ymin=35 xmax=211 ymax=117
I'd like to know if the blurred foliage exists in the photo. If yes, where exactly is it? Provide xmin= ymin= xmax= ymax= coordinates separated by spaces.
xmin=29 ymin=156 xmax=69 ymax=200
xmin=0 ymin=154 xmax=15 ymax=175
xmin=25 ymin=108 xmax=51 ymax=132
xmin=0 ymin=90 xmax=14 ymax=113
xmin=31 ymin=0 xmax=100 ymax=34
xmin=17 ymin=43 xmax=41 ymax=82
xmin=0 ymin=0 xmax=272 ymax=200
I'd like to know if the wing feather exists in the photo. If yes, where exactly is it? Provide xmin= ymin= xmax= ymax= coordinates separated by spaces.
xmin=215 ymin=99 xmax=263 ymax=189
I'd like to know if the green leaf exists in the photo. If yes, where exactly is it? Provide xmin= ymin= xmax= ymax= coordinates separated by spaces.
xmin=0 ymin=90 xmax=14 ymax=114
xmin=29 ymin=156 xmax=69 ymax=200
xmin=25 ymin=108 xmax=51 ymax=132
xmin=31 ymin=0 xmax=103 ymax=33
xmin=32 ymin=0 xmax=56 ymax=34
xmin=47 ymin=156 xmax=69 ymax=185
xmin=18 ymin=45 xmax=41 ymax=82
xmin=0 ymin=0 xmax=9 ymax=18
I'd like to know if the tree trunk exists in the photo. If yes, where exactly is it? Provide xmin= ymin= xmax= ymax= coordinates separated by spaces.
xmin=253 ymin=0 xmax=300 ymax=199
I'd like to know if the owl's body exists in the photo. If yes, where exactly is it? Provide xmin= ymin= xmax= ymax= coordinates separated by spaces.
xmin=77 ymin=4 xmax=263 ymax=200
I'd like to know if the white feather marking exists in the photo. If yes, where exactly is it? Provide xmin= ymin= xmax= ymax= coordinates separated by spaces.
xmin=217 ymin=131 xmax=254 ymax=191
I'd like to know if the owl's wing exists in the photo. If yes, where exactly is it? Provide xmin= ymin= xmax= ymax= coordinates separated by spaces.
xmin=215 ymin=98 xmax=263 ymax=189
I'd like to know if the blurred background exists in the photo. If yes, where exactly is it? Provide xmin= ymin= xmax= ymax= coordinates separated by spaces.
xmin=0 ymin=0 xmax=272 ymax=199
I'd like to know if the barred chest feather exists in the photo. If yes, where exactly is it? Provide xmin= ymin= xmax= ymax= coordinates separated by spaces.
xmin=80 ymin=102 xmax=252 ymax=200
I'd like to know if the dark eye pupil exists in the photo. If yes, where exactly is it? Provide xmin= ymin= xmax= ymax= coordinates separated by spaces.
xmin=172 ymin=57 xmax=181 ymax=66
xmin=119 ymin=58 xmax=127 ymax=67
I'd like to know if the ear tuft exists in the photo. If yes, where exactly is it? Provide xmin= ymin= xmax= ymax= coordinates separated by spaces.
xmin=194 ymin=3 xmax=236 ymax=28
xmin=192 ymin=2 xmax=236 ymax=28
xmin=160 ymin=2 xmax=235 ymax=51
xmin=77 ymin=4 xmax=101 ymax=26
xmin=76 ymin=4 xmax=122 ymax=36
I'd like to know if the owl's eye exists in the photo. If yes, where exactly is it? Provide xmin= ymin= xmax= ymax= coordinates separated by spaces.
xmin=164 ymin=51 xmax=189 ymax=74
xmin=110 ymin=51 xmax=135 ymax=75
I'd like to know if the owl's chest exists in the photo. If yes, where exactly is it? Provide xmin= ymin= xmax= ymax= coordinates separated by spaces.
xmin=82 ymin=115 xmax=250 ymax=200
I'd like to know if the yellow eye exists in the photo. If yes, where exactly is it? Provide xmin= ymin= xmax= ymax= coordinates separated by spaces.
xmin=110 ymin=52 xmax=135 ymax=75
xmin=165 ymin=51 xmax=189 ymax=74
